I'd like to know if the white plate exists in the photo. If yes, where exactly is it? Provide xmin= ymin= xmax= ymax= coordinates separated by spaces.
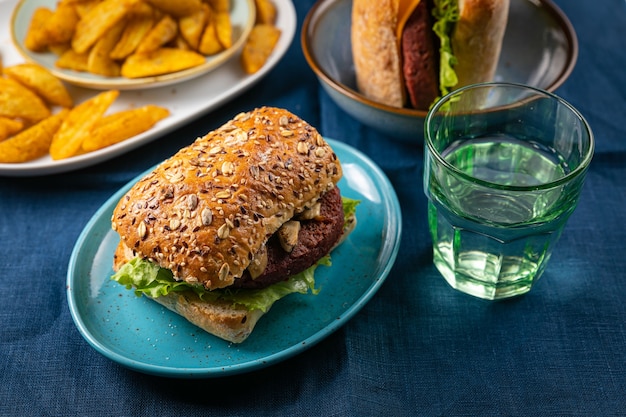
xmin=0 ymin=0 xmax=296 ymax=177
xmin=11 ymin=0 xmax=256 ymax=90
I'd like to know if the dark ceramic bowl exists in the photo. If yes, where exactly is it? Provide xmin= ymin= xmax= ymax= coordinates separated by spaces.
xmin=302 ymin=0 xmax=578 ymax=142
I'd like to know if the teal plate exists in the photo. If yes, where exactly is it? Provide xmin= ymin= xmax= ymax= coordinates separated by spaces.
xmin=66 ymin=139 xmax=402 ymax=378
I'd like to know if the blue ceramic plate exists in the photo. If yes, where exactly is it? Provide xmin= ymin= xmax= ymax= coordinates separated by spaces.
xmin=66 ymin=139 xmax=402 ymax=378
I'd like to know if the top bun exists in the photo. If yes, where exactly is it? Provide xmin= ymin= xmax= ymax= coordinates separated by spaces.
xmin=111 ymin=107 xmax=343 ymax=290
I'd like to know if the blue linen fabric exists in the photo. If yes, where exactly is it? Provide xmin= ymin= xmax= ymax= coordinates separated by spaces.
xmin=1 ymin=0 xmax=625 ymax=415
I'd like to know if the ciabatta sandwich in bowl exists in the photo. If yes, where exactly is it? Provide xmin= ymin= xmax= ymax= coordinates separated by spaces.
xmin=351 ymin=0 xmax=510 ymax=110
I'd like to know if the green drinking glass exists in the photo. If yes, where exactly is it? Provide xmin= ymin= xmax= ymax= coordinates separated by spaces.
xmin=424 ymin=82 xmax=594 ymax=300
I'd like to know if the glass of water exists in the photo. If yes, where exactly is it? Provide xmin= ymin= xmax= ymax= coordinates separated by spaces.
xmin=424 ymin=82 xmax=594 ymax=300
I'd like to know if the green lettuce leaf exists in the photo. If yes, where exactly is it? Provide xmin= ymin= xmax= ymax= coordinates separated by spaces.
xmin=432 ymin=0 xmax=459 ymax=99
xmin=111 ymin=198 xmax=360 ymax=313
xmin=111 ymin=256 xmax=329 ymax=313
xmin=342 ymin=196 xmax=360 ymax=223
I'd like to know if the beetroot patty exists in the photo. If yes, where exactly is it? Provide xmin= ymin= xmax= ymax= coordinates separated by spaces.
xmin=402 ymin=0 xmax=440 ymax=110
xmin=231 ymin=186 xmax=345 ymax=289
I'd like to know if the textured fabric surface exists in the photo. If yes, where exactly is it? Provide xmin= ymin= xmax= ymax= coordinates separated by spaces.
xmin=1 ymin=0 xmax=625 ymax=415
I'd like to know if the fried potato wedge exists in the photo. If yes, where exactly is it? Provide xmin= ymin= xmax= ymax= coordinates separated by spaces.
xmin=145 ymin=0 xmax=203 ymax=17
xmin=173 ymin=34 xmax=192 ymax=50
xmin=0 ymin=110 xmax=68 ymax=163
xmin=72 ymin=0 xmax=140 ymax=54
xmin=0 ymin=117 xmax=24 ymax=143
xmin=82 ymin=105 xmax=170 ymax=151
xmin=44 ymin=1 xmax=80 ymax=45
xmin=24 ymin=7 xmax=53 ymax=52
xmin=121 ymin=48 xmax=205 ymax=78
xmin=214 ymin=12 xmax=232 ymax=49
xmin=73 ymin=0 xmax=101 ymax=18
xmin=110 ymin=12 xmax=156 ymax=60
xmin=128 ymin=1 xmax=155 ymax=17
xmin=135 ymin=14 xmax=178 ymax=54
xmin=254 ymin=0 xmax=276 ymax=25
xmin=207 ymin=0 xmax=229 ymax=13
xmin=178 ymin=4 xmax=208 ymax=50
xmin=3 ymin=63 xmax=74 ymax=108
xmin=87 ymin=20 xmax=125 ymax=77
xmin=56 ymin=49 xmax=90 ymax=72
xmin=198 ymin=13 xmax=223 ymax=55
xmin=240 ymin=24 xmax=280 ymax=74
xmin=48 ymin=42 xmax=71 ymax=56
xmin=50 ymin=90 xmax=119 ymax=160
xmin=0 ymin=78 xmax=51 ymax=123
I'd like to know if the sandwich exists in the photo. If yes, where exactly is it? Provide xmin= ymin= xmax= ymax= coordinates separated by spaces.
xmin=110 ymin=107 xmax=358 ymax=343
xmin=351 ymin=0 xmax=510 ymax=110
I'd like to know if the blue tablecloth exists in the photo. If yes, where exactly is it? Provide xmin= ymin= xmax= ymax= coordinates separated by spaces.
xmin=1 ymin=0 xmax=625 ymax=415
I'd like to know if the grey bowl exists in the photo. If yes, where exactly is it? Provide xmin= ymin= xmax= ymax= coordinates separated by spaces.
xmin=301 ymin=0 xmax=578 ymax=142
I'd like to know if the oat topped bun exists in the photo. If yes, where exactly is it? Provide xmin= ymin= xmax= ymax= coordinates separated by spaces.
xmin=111 ymin=106 xmax=343 ymax=291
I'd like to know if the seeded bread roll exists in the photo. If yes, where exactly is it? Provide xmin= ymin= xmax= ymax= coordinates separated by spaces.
xmin=111 ymin=106 xmax=342 ymax=291
xmin=351 ymin=0 xmax=405 ymax=108
xmin=451 ymin=0 xmax=509 ymax=87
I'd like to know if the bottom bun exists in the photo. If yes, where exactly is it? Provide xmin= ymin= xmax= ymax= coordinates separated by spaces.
xmin=151 ymin=291 xmax=265 ymax=344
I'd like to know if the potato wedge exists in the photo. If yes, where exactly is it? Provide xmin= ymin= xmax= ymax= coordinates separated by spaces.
xmin=82 ymin=105 xmax=170 ymax=151
xmin=73 ymin=0 xmax=101 ymax=18
xmin=0 ymin=110 xmax=68 ymax=163
xmin=214 ymin=12 xmax=232 ymax=49
xmin=72 ymin=0 xmax=140 ymax=54
xmin=50 ymin=90 xmax=119 ymax=160
xmin=24 ymin=7 xmax=53 ymax=52
xmin=128 ymin=1 xmax=155 ymax=17
xmin=56 ymin=49 xmax=90 ymax=72
xmin=173 ymin=34 xmax=192 ymax=50
xmin=0 ymin=78 xmax=51 ymax=123
xmin=48 ymin=43 xmax=71 ymax=56
xmin=135 ymin=14 xmax=178 ymax=54
xmin=3 ymin=63 xmax=74 ymax=108
xmin=44 ymin=1 xmax=79 ymax=45
xmin=207 ymin=0 xmax=229 ymax=13
xmin=110 ymin=13 xmax=156 ymax=60
xmin=144 ymin=0 xmax=203 ymax=17
xmin=121 ymin=48 xmax=205 ymax=78
xmin=0 ymin=117 xmax=24 ymax=142
xmin=254 ymin=0 xmax=276 ymax=25
xmin=87 ymin=19 xmax=125 ymax=77
xmin=240 ymin=24 xmax=280 ymax=74
xmin=198 ymin=12 xmax=223 ymax=55
xmin=178 ymin=4 xmax=208 ymax=50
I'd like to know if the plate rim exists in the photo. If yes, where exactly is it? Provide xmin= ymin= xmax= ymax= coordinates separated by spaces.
xmin=10 ymin=0 xmax=257 ymax=90
xmin=66 ymin=138 xmax=403 ymax=378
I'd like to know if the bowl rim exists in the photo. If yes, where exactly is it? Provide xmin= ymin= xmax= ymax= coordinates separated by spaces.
xmin=301 ymin=0 xmax=579 ymax=117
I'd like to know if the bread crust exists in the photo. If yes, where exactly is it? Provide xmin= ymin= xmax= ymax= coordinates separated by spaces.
xmin=111 ymin=107 xmax=342 ymax=291
xmin=351 ymin=0 xmax=405 ymax=108
xmin=151 ymin=290 xmax=264 ymax=344
xmin=451 ymin=0 xmax=510 ymax=87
